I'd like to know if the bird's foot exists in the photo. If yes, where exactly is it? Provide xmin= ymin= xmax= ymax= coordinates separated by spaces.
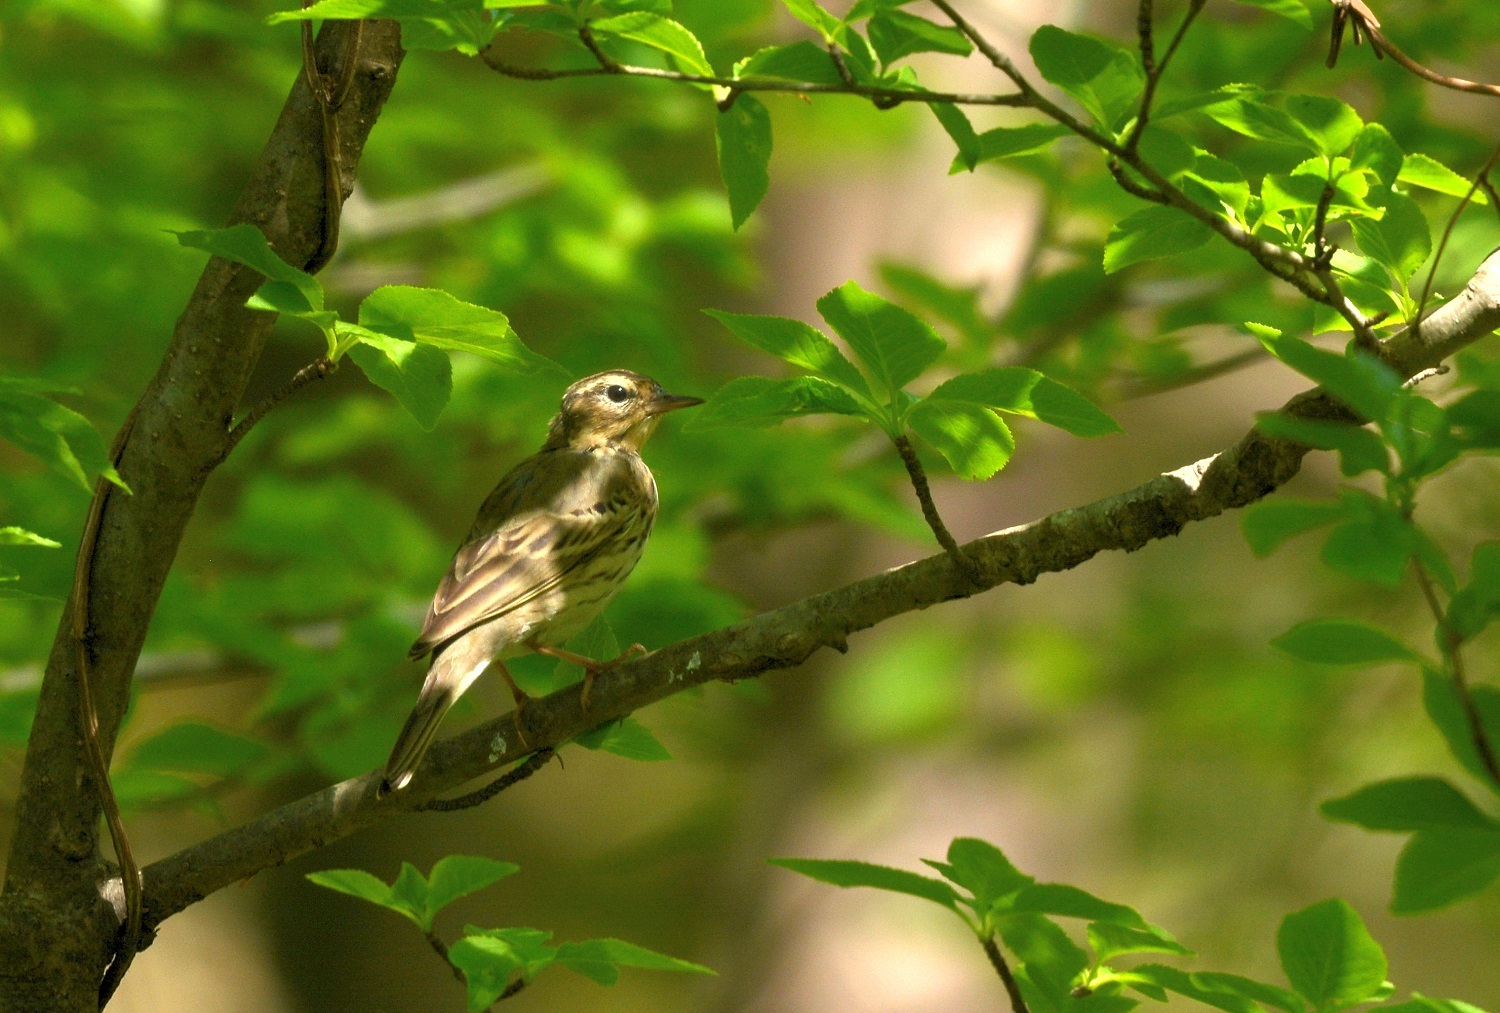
xmin=530 ymin=641 xmax=647 ymax=711
xmin=495 ymin=661 xmax=532 ymax=748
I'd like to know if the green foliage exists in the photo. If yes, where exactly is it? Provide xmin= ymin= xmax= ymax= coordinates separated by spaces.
xmin=0 ymin=376 xmax=125 ymax=494
xmin=309 ymin=856 xmax=711 ymax=1008
xmin=715 ymin=95 xmax=773 ymax=230
xmin=697 ymin=280 xmax=1117 ymax=481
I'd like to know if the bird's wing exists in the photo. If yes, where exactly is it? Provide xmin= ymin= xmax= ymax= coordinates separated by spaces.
xmin=408 ymin=449 xmax=647 ymax=659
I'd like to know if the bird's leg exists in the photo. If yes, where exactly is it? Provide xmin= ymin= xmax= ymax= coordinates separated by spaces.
xmin=528 ymin=641 xmax=647 ymax=711
xmin=493 ymin=659 xmax=531 ymax=748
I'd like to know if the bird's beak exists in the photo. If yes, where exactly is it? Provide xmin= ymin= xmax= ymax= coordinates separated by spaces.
xmin=647 ymin=389 xmax=705 ymax=415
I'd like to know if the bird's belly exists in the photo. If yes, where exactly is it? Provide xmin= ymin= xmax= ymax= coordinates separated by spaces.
xmin=517 ymin=541 xmax=648 ymax=650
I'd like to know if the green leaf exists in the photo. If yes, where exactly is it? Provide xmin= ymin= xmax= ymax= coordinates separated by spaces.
xmin=1282 ymin=94 xmax=1362 ymax=160
xmin=779 ymin=0 xmax=842 ymax=40
xmin=1272 ymin=619 xmax=1418 ymax=666
xmin=343 ymin=325 xmax=454 ymax=431
xmin=1010 ymin=883 xmax=1149 ymax=928
xmin=425 ymin=856 xmax=521 ymax=919
xmin=931 ymin=103 xmax=980 ymax=172
xmin=1277 ymin=899 xmax=1387 ymax=1011
xmin=964 ymin=123 xmax=1071 ymax=169
xmin=554 ymin=938 xmax=714 ymax=986
xmin=932 ymin=837 xmax=1033 ymax=909
xmin=1422 ymin=673 xmax=1500 ymax=791
xmin=0 ymin=377 xmax=125 ymax=492
xmin=126 ymin=722 xmax=270 ymax=779
xmin=867 ymin=9 xmax=971 ymax=64
xmin=573 ymin=716 xmax=672 ymax=760
xmin=1449 ymin=542 xmax=1500 ymax=638
xmin=716 ymin=95 xmax=772 ymax=231
xmin=1398 ymin=153 xmax=1488 ymax=204
xmin=1241 ymin=498 xmax=1347 ymax=557
xmin=1349 ymin=123 xmax=1403 ymax=187
xmin=769 ymin=857 xmax=960 ymax=909
xmin=1252 ymin=414 xmax=1389 ymax=476
xmin=924 ymin=368 xmax=1120 ymax=436
xmin=1127 ymin=965 xmax=1300 ymax=1013
xmin=703 ymin=310 xmax=871 ymax=396
xmin=996 ymin=912 xmax=1089 ymax=1011
xmin=1028 ymin=25 xmax=1144 ymax=128
xmin=1350 ymin=191 xmax=1431 ymax=284
xmin=1392 ymin=828 xmax=1500 ymax=913
xmin=357 ymin=286 xmax=558 ymax=375
xmin=173 ymin=224 xmax=323 ymax=312
xmin=734 ymin=41 xmax=844 ymax=85
xmin=0 ymin=526 xmax=60 ymax=548
xmin=816 ymin=281 xmax=946 ymax=401
xmin=1226 ymin=0 xmax=1312 ymax=29
xmin=1252 ymin=331 xmax=1401 ymax=422
xmin=1198 ymin=94 xmax=1319 ymax=152
xmin=447 ymin=934 xmax=528 ymax=1010
xmin=1319 ymin=494 xmax=1418 ymax=588
xmin=908 ymin=400 xmax=1014 ymax=479
xmin=1103 ymin=205 xmax=1213 ymax=274
xmin=1322 ymin=777 xmax=1495 ymax=832
xmin=1088 ymin=923 xmax=1193 ymax=963
xmin=690 ymin=375 xmax=868 ymax=430
xmin=591 ymin=13 xmax=713 ymax=77
xmin=306 ymin=868 xmax=418 ymax=924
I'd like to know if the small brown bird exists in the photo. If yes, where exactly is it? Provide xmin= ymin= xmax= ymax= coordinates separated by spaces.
xmin=380 ymin=369 xmax=702 ymax=795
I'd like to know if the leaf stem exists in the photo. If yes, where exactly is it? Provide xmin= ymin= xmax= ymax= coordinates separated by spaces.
xmin=892 ymin=434 xmax=977 ymax=582
xmin=1413 ymin=564 xmax=1500 ymax=789
xmin=981 ymin=934 xmax=1030 ymax=1013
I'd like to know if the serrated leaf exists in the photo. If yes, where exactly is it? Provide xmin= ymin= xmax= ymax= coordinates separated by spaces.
xmin=357 ymin=286 xmax=558 ymax=375
xmin=1282 ymin=94 xmax=1362 ymax=160
xmin=173 ymin=224 xmax=323 ymax=311
xmin=1010 ymin=883 xmax=1149 ymax=928
xmin=1127 ymin=965 xmax=1298 ymax=1013
xmin=1272 ymin=619 xmax=1418 ymax=665
xmin=1422 ymin=673 xmax=1500 ymax=790
xmin=867 ymin=9 xmax=971 ymax=64
xmin=1350 ymin=191 xmax=1431 ymax=284
xmin=1252 ymin=331 xmax=1401 ymax=422
xmin=690 ymin=375 xmax=868 ymax=430
xmin=448 ymin=934 xmax=527 ymax=1010
xmin=1252 ymin=414 xmax=1390 ymax=476
xmin=1321 ymin=777 xmax=1495 ymax=832
xmin=0 ymin=378 xmax=126 ymax=492
xmin=815 ymin=281 xmax=946 ymax=400
xmin=425 ymin=856 xmax=521 ymax=919
xmin=1089 ymin=923 xmax=1194 ymax=963
xmin=779 ymin=0 xmax=842 ymax=40
xmin=1320 ymin=495 xmax=1418 ymax=588
xmin=574 ymin=717 xmax=672 ymax=760
xmin=1028 ymin=25 xmax=1143 ymax=128
xmin=306 ymin=868 xmax=413 ymax=922
xmin=343 ymin=324 xmax=454 ymax=431
xmin=938 ymin=837 xmax=1033 ymax=908
xmin=932 ymin=103 xmax=980 ymax=172
xmin=769 ymin=857 xmax=960 ymax=909
xmin=1241 ymin=498 xmax=1347 ymax=557
xmin=592 ymin=12 xmax=713 ymax=77
xmin=553 ymin=938 xmax=714 ymax=985
xmin=908 ymin=400 xmax=1014 ymax=479
xmin=963 ymin=123 xmax=1071 ymax=170
xmin=734 ymin=41 xmax=844 ymax=85
xmin=1277 ymin=899 xmax=1387 ymax=1010
xmin=716 ymin=95 xmax=772 ymax=231
xmin=925 ymin=368 xmax=1120 ymax=436
xmin=1398 ymin=153 xmax=1488 ymax=204
xmin=1392 ymin=828 xmax=1500 ymax=913
xmin=1349 ymin=123 xmax=1403 ymax=187
xmin=703 ymin=310 xmax=871 ymax=396
xmin=1103 ymin=205 xmax=1213 ymax=274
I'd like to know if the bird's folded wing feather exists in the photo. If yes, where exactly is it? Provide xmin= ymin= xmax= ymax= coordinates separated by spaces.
xmin=409 ymin=449 xmax=640 ymax=659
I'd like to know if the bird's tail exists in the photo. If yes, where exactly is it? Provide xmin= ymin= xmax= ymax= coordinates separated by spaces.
xmin=380 ymin=652 xmax=490 ymax=795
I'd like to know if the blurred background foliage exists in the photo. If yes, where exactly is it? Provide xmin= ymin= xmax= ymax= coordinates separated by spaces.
xmin=1 ymin=0 xmax=1499 ymax=1010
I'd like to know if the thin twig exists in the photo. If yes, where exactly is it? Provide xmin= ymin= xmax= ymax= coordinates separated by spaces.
xmin=892 ymin=435 xmax=977 ymax=582
xmin=1126 ymin=0 xmax=1206 ymax=151
xmin=1414 ymin=143 xmax=1500 ymax=344
xmin=418 ymin=748 xmax=556 ymax=812
xmin=479 ymin=48 xmax=1027 ymax=107
xmin=81 ymin=406 xmax=142 ymax=1008
xmin=425 ymin=931 xmax=467 ymax=985
xmin=928 ymin=0 xmax=1032 ymax=94
xmin=218 ymin=357 xmax=337 ymax=463
xmin=1414 ymin=565 xmax=1500 ymax=788
xmin=981 ymin=934 xmax=1031 ymax=1013
xmin=1327 ymin=0 xmax=1500 ymax=97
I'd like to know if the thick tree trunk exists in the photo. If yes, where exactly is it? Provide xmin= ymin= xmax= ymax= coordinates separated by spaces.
xmin=0 ymin=21 xmax=404 ymax=1009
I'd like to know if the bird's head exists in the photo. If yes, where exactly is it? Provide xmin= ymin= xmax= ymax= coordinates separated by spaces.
xmin=545 ymin=369 xmax=703 ymax=452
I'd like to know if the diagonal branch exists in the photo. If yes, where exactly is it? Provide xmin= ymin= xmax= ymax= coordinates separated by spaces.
xmin=131 ymin=250 xmax=1500 ymax=938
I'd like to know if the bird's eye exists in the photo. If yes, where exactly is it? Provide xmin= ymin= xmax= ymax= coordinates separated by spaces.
xmin=605 ymin=384 xmax=631 ymax=404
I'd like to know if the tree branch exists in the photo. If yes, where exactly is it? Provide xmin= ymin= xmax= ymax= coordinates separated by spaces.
xmin=129 ymin=250 xmax=1500 ymax=939
xmin=0 ymin=19 xmax=405 ymax=1008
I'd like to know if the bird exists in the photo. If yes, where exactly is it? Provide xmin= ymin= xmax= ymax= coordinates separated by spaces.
xmin=379 ymin=369 xmax=702 ymax=795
